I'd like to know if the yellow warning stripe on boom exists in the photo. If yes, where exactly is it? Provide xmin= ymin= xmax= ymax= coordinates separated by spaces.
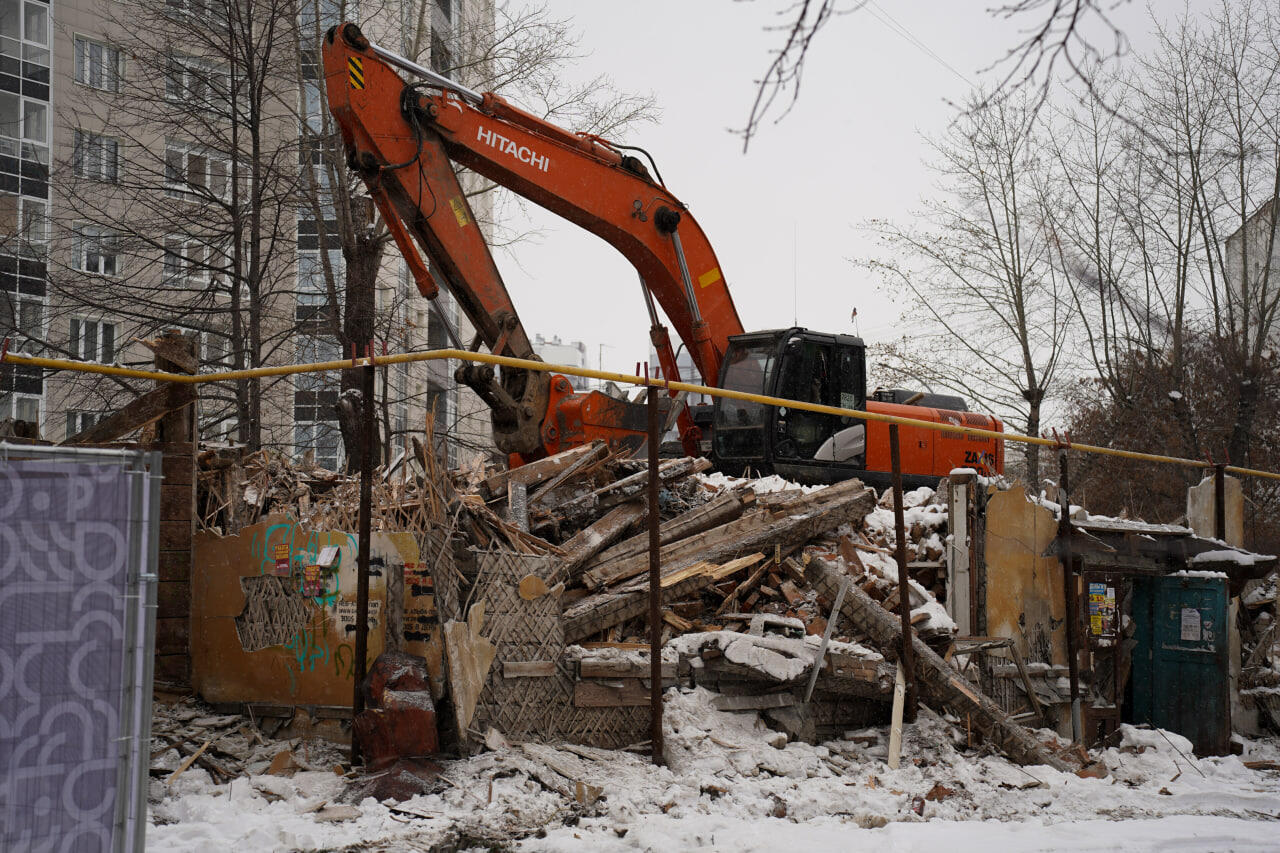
xmin=348 ymin=56 xmax=365 ymax=89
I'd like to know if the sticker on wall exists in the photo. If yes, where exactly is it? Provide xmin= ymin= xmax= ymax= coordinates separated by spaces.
xmin=270 ymin=542 xmax=291 ymax=576
xmin=302 ymin=565 xmax=325 ymax=597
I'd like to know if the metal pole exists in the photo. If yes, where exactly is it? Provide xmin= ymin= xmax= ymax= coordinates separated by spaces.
xmin=1214 ymin=462 xmax=1226 ymax=541
xmin=1059 ymin=447 xmax=1082 ymax=743
xmin=367 ymin=41 xmax=484 ymax=104
xmin=351 ymin=354 xmax=376 ymax=765
xmin=888 ymin=424 xmax=917 ymax=722
xmin=647 ymin=385 xmax=665 ymax=765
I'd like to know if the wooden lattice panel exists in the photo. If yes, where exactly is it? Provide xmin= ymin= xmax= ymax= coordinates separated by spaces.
xmin=469 ymin=551 xmax=572 ymax=746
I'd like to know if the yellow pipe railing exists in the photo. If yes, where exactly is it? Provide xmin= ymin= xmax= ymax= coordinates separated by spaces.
xmin=5 ymin=346 xmax=1279 ymax=482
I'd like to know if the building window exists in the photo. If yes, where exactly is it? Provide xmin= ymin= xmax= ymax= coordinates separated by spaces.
xmin=0 ymin=91 xmax=47 ymax=162
xmin=294 ymin=420 xmax=342 ymax=470
xmin=165 ymin=55 xmax=229 ymax=110
xmin=70 ymin=318 xmax=117 ymax=363
xmin=166 ymin=0 xmax=226 ymax=20
xmin=300 ymin=1 xmax=352 ymax=33
xmin=297 ymin=248 xmax=341 ymax=320
xmin=0 ymin=291 xmax=41 ymax=343
xmin=73 ymin=37 xmax=122 ymax=92
xmin=430 ymin=31 xmax=452 ymax=74
xmin=0 ymin=194 xmax=47 ymax=253
xmin=73 ymin=130 xmax=119 ymax=182
xmin=163 ymin=236 xmax=216 ymax=285
xmin=295 ymin=334 xmax=340 ymax=391
xmin=73 ymin=225 xmax=119 ymax=276
xmin=0 ymin=392 xmax=39 ymax=423
xmin=65 ymin=410 xmax=102 ymax=439
xmin=165 ymin=141 xmax=233 ymax=201
xmin=0 ymin=1 xmax=50 ymax=68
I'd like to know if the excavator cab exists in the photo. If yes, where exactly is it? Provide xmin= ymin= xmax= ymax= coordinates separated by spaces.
xmin=713 ymin=328 xmax=865 ymax=483
xmin=712 ymin=327 xmax=1000 ymax=488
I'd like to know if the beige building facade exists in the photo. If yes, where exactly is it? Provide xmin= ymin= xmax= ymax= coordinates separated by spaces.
xmin=0 ymin=0 xmax=494 ymax=470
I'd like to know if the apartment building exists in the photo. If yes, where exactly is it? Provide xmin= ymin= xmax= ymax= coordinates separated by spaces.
xmin=0 ymin=0 xmax=494 ymax=471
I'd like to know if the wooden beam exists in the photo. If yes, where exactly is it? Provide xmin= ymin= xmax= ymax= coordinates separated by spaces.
xmin=573 ymin=679 xmax=650 ymax=707
xmin=62 ymin=384 xmax=196 ymax=445
xmin=585 ymin=490 xmax=756 ymax=577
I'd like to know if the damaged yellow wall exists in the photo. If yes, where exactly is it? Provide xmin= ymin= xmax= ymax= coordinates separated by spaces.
xmin=191 ymin=516 xmax=442 ymax=706
xmin=983 ymin=487 xmax=1067 ymax=666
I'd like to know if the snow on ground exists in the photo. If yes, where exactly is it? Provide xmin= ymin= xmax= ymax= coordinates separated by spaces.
xmin=147 ymin=687 xmax=1280 ymax=852
xmin=696 ymin=471 xmax=825 ymax=494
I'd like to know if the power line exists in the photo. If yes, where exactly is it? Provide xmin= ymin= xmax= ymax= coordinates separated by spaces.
xmin=864 ymin=1 xmax=972 ymax=88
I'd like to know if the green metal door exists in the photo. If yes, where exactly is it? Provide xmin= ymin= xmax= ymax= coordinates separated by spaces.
xmin=1130 ymin=575 xmax=1229 ymax=755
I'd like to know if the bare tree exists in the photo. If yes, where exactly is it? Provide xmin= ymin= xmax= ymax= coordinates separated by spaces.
xmin=737 ymin=0 xmax=1130 ymax=150
xmin=295 ymin=0 xmax=658 ymax=470
xmin=1050 ymin=0 xmax=1280 ymax=470
xmin=865 ymin=92 xmax=1072 ymax=484
xmin=44 ymin=0 xmax=305 ymax=448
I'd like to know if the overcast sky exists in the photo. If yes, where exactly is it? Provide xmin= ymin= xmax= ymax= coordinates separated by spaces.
xmin=494 ymin=0 xmax=1200 ymax=382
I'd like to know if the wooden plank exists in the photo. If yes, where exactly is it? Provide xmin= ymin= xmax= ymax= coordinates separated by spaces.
xmin=707 ymin=552 xmax=766 ymax=581
xmin=479 ymin=442 xmax=601 ymax=499
xmin=711 ymin=692 xmax=797 ymax=711
xmin=167 ymin=738 xmax=212 ymax=787
xmin=659 ymin=561 xmax=714 ymax=589
xmin=662 ymin=610 xmax=693 ymax=632
xmin=143 ymin=334 xmax=199 ymax=374
xmin=560 ymin=457 xmax=711 ymax=517
xmin=582 ymin=491 xmax=755 ymax=573
xmin=585 ymin=478 xmax=876 ymax=591
xmin=578 ymin=641 xmax=650 ymax=651
xmin=806 ymin=556 xmax=1076 ymax=772
xmin=573 ymin=679 xmax=650 ymax=708
xmin=556 ymin=501 xmax=648 ymax=582
xmin=579 ymin=660 xmax=676 ymax=679
xmin=528 ymin=441 xmax=609 ymax=505
xmin=503 ymin=660 xmax=557 ymax=678
xmin=887 ymin=663 xmax=906 ymax=770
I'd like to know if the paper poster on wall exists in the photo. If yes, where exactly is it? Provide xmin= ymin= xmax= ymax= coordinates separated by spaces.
xmin=270 ymin=542 xmax=292 ymax=576
xmin=1180 ymin=607 xmax=1202 ymax=642
xmin=337 ymin=598 xmax=381 ymax=631
xmin=1088 ymin=583 xmax=1117 ymax=636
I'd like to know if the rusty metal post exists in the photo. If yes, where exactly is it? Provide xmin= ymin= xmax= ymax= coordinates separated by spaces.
xmin=647 ymin=385 xmax=664 ymax=765
xmin=351 ymin=354 xmax=376 ymax=765
xmin=888 ymin=424 xmax=917 ymax=722
xmin=1214 ymin=462 xmax=1227 ymax=541
xmin=1059 ymin=447 xmax=1082 ymax=743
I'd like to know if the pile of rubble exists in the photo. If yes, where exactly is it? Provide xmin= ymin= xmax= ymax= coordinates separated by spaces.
xmin=194 ymin=437 xmax=1077 ymax=772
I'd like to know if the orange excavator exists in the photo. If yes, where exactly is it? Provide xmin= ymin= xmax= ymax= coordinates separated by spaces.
xmin=322 ymin=23 xmax=1003 ymax=488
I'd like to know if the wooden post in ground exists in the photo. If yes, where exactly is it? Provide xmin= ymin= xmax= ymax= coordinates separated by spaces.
xmin=888 ymin=424 xmax=917 ymax=721
xmin=351 ymin=349 xmax=376 ymax=765
xmin=647 ymin=385 xmax=664 ymax=766
xmin=1059 ymin=447 xmax=1081 ymax=743
xmin=888 ymin=663 xmax=906 ymax=769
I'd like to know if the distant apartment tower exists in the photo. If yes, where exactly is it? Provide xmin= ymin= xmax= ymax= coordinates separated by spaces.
xmin=0 ymin=0 xmax=51 ymax=427
xmin=533 ymin=333 xmax=590 ymax=391
xmin=0 ymin=0 xmax=495 ymax=471
xmin=1224 ymin=198 xmax=1280 ymax=352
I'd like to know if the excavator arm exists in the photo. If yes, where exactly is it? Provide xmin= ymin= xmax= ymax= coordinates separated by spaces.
xmin=322 ymin=23 xmax=745 ymax=460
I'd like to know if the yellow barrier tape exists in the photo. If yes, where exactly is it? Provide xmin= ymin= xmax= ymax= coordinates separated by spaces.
xmin=5 ymin=347 xmax=1278 ymax=482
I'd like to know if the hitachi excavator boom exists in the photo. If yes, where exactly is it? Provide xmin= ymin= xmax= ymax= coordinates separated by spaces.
xmin=322 ymin=23 xmax=1005 ymax=484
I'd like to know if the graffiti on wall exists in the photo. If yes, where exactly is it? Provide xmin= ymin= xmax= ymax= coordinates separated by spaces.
xmin=192 ymin=517 xmax=432 ymax=706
